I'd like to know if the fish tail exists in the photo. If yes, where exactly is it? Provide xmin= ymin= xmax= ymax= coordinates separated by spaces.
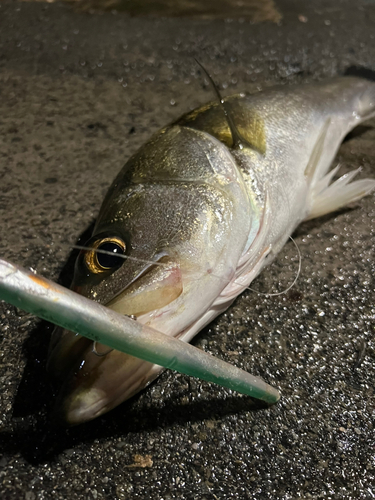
xmin=305 ymin=78 xmax=375 ymax=219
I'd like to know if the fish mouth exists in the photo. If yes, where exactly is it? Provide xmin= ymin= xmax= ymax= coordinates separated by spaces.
xmin=48 ymin=258 xmax=184 ymax=425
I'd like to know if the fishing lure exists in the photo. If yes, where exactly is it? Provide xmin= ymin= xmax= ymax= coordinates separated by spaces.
xmin=7 ymin=76 xmax=375 ymax=425
xmin=0 ymin=259 xmax=279 ymax=406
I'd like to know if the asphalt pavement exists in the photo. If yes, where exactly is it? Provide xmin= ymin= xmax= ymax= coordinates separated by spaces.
xmin=0 ymin=0 xmax=374 ymax=498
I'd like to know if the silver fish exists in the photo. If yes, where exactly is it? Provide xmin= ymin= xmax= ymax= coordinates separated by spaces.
xmin=48 ymin=77 xmax=375 ymax=425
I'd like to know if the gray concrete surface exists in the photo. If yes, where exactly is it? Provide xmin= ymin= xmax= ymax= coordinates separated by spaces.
xmin=0 ymin=0 xmax=374 ymax=498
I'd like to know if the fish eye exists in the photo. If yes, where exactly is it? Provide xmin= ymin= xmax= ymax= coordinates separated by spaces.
xmin=84 ymin=236 xmax=126 ymax=274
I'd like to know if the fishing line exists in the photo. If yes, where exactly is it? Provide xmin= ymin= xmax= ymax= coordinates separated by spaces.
xmin=71 ymin=244 xmax=168 ymax=268
xmin=186 ymin=235 xmax=301 ymax=296
xmin=244 ymin=236 xmax=302 ymax=297
xmin=39 ymin=236 xmax=302 ymax=298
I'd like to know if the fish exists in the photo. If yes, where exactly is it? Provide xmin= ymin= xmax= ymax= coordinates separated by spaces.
xmin=47 ymin=76 xmax=375 ymax=425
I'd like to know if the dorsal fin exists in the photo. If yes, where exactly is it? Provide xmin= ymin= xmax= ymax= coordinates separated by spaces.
xmin=195 ymin=59 xmax=248 ymax=150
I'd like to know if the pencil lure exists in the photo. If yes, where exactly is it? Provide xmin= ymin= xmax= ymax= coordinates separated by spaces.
xmin=0 ymin=259 xmax=280 ymax=409
xmin=48 ymin=77 xmax=375 ymax=425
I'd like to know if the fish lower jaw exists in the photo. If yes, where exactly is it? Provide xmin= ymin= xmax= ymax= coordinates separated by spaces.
xmin=59 ymin=387 xmax=107 ymax=426
xmin=55 ymin=358 xmax=164 ymax=425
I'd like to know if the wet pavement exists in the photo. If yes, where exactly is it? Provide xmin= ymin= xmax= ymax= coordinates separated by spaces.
xmin=0 ymin=0 xmax=374 ymax=498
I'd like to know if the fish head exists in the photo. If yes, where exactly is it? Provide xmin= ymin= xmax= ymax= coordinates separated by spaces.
xmin=48 ymin=124 xmax=252 ymax=424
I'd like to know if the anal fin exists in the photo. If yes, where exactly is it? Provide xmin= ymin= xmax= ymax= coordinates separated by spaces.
xmin=306 ymin=167 xmax=375 ymax=220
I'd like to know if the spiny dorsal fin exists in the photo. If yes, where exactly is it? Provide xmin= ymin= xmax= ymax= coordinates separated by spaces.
xmin=195 ymin=59 xmax=249 ymax=151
